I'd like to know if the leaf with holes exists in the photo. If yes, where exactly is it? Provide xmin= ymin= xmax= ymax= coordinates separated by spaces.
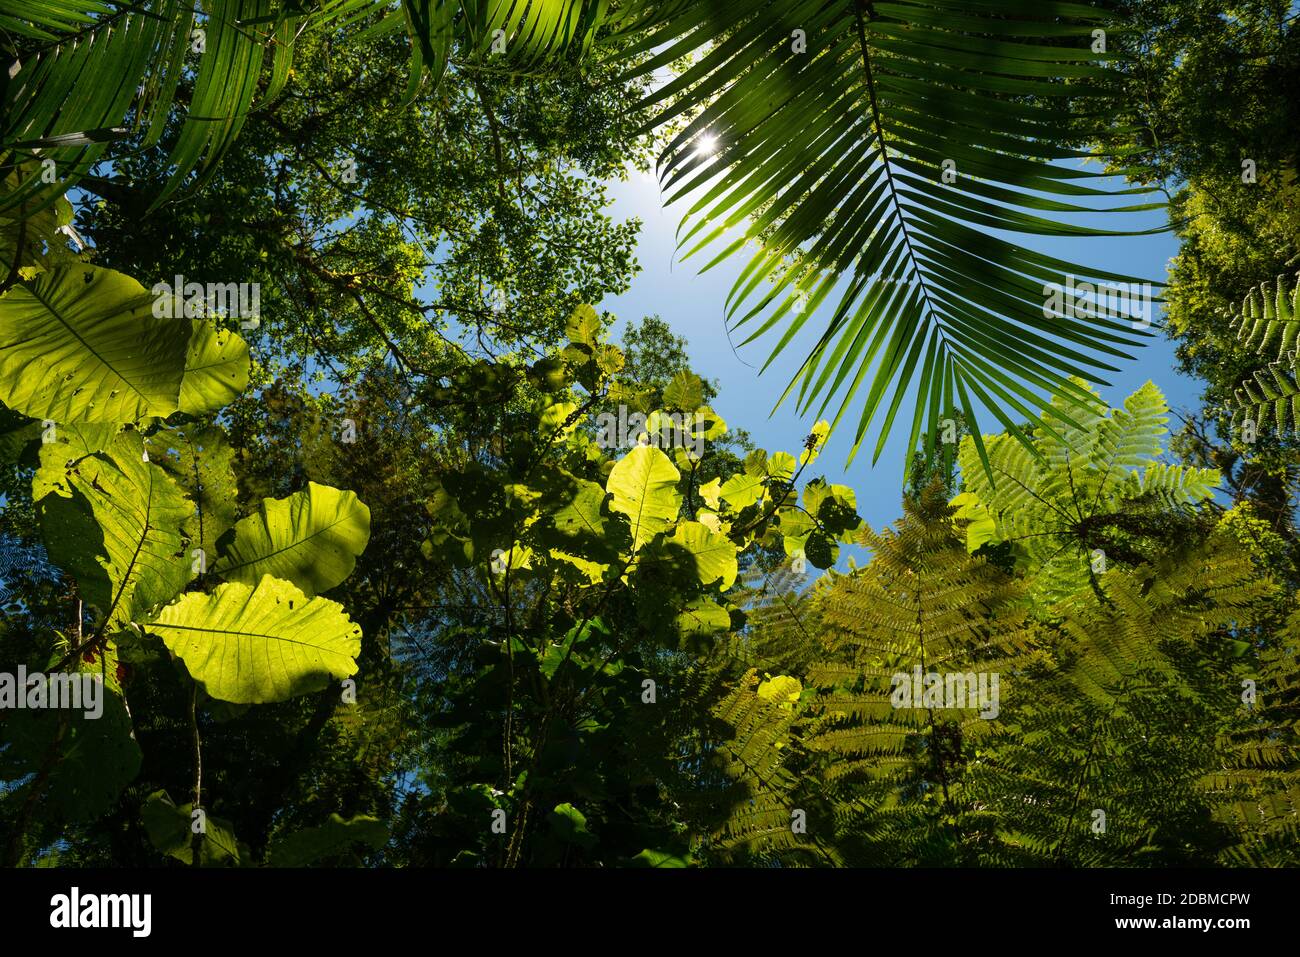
xmin=0 ymin=264 xmax=190 ymax=424
xmin=179 ymin=320 xmax=250 ymax=416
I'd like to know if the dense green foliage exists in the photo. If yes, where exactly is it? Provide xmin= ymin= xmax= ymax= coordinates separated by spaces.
xmin=1 ymin=1 xmax=1297 ymax=868
xmin=731 ymin=388 xmax=1299 ymax=866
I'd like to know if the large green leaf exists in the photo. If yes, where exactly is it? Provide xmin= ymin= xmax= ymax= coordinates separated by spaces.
xmin=547 ymin=802 xmax=598 ymax=851
xmin=179 ymin=320 xmax=250 ymax=416
xmin=0 ymin=264 xmax=190 ymax=423
xmin=153 ymin=423 xmax=241 ymax=560
xmin=269 ymin=814 xmax=389 ymax=867
xmin=214 ymin=482 xmax=371 ymax=596
xmin=673 ymin=596 xmax=731 ymax=639
xmin=662 ymin=369 xmax=704 ymax=410
xmin=147 ymin=575 xmax=362 ymax=703
xmin=142 ymin=790 xmax=243 ymax=866
xmin=534 ymin=466 xmax=620 ymax=563
xmin=0 ymin=166 xmax=76 ymax=286
xmin=627 ymin=847 xmax=692 ymax=867
xmin=719 ymin=470 xmax=765 ymax=510
xmin=659 ymin=520 xmax=738 ymax=591
xmin=0 ymin=407 xmax=40 ymax=466
xmin=606 ymin=445 xmax=681 ymax=552
xmin=28 ymin=422 xmax=120 ymax=488
xmin=35 ymin=430 xmax=193 ymax=625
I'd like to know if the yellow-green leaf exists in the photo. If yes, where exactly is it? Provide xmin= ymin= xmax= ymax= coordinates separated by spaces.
xmin=607 ymin=445 xmax=681 ymax=552
xmin=0 ymin=264 xmax=190 ymax=423
xmin=214 ymin=482 xmax=370 ymax=596
xmin=148 ymin=576 xmax=362 ymax=703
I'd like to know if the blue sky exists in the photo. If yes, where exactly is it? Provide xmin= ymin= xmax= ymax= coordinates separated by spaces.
xmin=600 ymin=165 xmax=1200 ymax=532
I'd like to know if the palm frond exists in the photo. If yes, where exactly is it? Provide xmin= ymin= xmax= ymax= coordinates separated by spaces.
xmin=614 ymin=0 xmax=1165 ymax=467
xmin=0 ymin=0 xmax=115 ymax=41
xmin=0 ymin=0 xmax=301 ymax=211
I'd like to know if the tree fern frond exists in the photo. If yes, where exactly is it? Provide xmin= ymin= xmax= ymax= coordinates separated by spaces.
xmin=1209 ymin=611 xmax=1300 ymax=864
xmin=1090 ymin=378 xmax=1166 ymax=475
xmin=743 ymin=477 xmax=1288 ymax=865
xmin=1230 ymin=270 xmax=1300 ymax=362
xmin=1226 ymin=271 xmax=1300 ymax=434
xmin=953 ymin=380 xmax=1220 ymax=603
xmin=795 ymin=484 xmax=1035 ymax=862
xmin=696 ymin=667 xmax=837 ymax=864
xmin=1230 ymin=352 xmax=1300 ymax=434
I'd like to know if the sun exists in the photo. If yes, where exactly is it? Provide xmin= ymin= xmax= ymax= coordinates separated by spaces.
xmin=693 ymin=133 xmax=719 ymax=159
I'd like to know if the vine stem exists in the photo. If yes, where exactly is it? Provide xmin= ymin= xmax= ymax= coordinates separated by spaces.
xmin=189 ymin=682 xmax=203 ymax=867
